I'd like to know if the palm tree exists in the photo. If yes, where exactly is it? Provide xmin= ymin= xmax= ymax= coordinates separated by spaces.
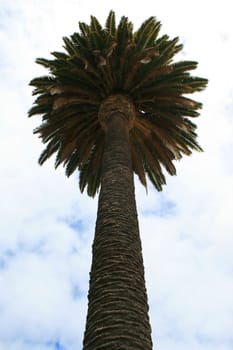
xmin=29 ymin=11 xmax=207 ymax=350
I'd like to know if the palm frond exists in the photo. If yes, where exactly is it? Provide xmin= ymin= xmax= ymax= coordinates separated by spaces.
xmin=105 ymin=10 xmax=116 ymax=37
xmin=134 ymin=17 xmax=161 ymax=51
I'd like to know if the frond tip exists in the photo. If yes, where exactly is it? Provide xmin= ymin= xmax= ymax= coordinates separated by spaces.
xmin=28 ymin=10 xmax=208 ymax=197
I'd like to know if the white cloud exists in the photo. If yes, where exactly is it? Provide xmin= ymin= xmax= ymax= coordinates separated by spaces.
xmin=0 ymin=1 xmax=233 ymax=349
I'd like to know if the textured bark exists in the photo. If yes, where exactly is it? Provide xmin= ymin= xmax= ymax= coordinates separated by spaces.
xmin=83 ymin=95 xmax=152 ymax=350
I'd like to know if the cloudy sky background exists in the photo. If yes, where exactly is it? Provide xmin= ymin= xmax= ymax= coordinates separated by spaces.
xmin=0 ymin=1 xmax=233 ymax=349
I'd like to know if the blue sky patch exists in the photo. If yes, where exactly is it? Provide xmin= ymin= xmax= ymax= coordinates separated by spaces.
xmin=46 ymin=340 xmax=66 ymax=350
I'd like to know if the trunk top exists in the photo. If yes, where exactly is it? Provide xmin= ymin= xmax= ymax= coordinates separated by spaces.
xmin=98 ymin=94 xmax=136 ymax=131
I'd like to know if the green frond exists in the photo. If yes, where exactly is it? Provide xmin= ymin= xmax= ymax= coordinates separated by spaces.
xmin=116 ymin=16 xmax=133 ymax=52
xmin=139 ymin=141 xmax=165 ymax=191
xmin=130 ymin=65 xmax=172 ymax=94
xmin=134 ymin=127 xmax=166 ymax=188
xmin=134 ymin=17 xmax=161 ymax=51
xmin=28 ymin=102 xmax=52 ymax=117
xmin=34 ymin=93 xmax=51 ymax=106
xmin=156 ymin=36 xmax=181 ymax=65
xmin=105 ymin=10 xmax=116 ymax=37
xmin=172 ymin=60 xmax=198 ymax=73
xmin=87 ymin=165 xmax=101 ymax=197
xmin=79 ymin=146 xmax=102 ymax=197
xmin=38 ymin=148 xmax=51 ymax=165
xmin=145 ymin=162 xmax=164 ymax=191
xmin=29 ymin=76 xmax=57 ymax=87
xmin=55 ymin=138 xmax=77 ymax=168
xmin=65 ymin=149 xmax=80 ymax=177
xmin=88 ymin=31 xmax=105 ymax=50
xmin=51 ymin=51 xmax=69 ymax=60
xmin=70 ymin=32 xmax=89 ymax=50
xmin=38 ymin=138 xmax=61 ymax=165
xmin=78 ymin=22 xmax=90 ymax=37
xmin=185 ymin=76 xmax=208 ymax=92
xmin=35 ymin=58 xmax=52 ymax=69
xmin=63 ymin=37 xmax=77 ymax=56
xmin=90 ymin=15 xmax=103 ymax=34
xmin=156 ymin=34 xmax=169 ymax=45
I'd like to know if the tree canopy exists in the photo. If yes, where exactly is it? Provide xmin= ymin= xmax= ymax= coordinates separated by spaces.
xmin=29 ymin=10 xmax=208 ymax=196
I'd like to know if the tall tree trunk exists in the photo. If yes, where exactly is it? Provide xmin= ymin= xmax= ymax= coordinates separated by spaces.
xmin=83 ymin=95 xmax=152 ymax=350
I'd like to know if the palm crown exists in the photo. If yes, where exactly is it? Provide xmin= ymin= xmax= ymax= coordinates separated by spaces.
xmin=29 ymin=10 xmax=208 ymax=196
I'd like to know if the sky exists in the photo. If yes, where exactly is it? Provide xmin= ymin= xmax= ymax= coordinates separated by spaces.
xmin=0 ymin=0 xmax=233 ymax=349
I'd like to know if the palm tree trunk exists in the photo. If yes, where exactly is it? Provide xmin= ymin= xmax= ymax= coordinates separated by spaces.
xmin=83 ymin=98 xmax=153 ymax=350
